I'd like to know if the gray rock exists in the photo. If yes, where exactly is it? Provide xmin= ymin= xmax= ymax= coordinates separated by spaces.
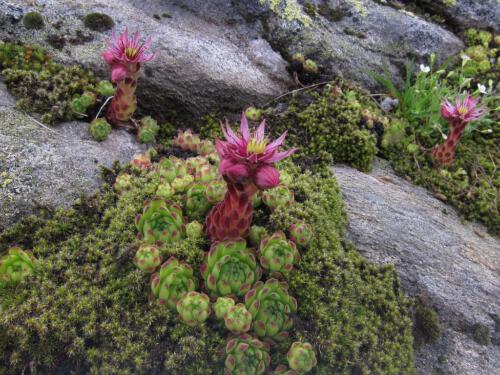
xmin=333 ymin=158 xmax=500 ymax=375
xmin=0 ymin=0 xmax=291 ymax=120
xmin=0 ymin=87 xmax=147 ymax=231
xmin=416 ymin=0 xmax=500 ymax=33
xmin=380 ymin=96 xmax=399 ymax=112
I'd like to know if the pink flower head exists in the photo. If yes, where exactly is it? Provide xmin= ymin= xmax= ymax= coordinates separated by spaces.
xmin=216 ymin=113 xmax=297 ymax=189
xmin=440 ymin=94 xmax=486 ymax=125
xmin=102 ymin=28 xmax=156 ymax=82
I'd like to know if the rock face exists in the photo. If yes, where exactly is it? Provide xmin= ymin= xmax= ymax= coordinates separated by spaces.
xmin=333 ymin=159 xmax=500 ymax=375
xmin=416 ymin=0 xmax=500 ymax=32
xmin=0 ymin=84 xmax=147 ymax=231
xmin=0 ymin=0 xmax=469 ymax=117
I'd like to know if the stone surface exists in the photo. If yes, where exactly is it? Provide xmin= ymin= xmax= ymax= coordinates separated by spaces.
xmin=416 ymin=0 xmax=500 ymax=32
xmin=333 ymin=158 xmax=500 ymax=375
xmin=0 ymin=86 xmax=147 ymax=231
xmin=0 ymin=0 xmax=291 ymax=121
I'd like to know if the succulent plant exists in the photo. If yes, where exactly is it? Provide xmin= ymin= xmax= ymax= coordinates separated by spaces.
xmin=185 ymin=184 xmax=211 ymax=218
xmin=186 ymin=221 xmax=204 ymax=239
xmin=201 ymin=240 xmax=262 ymax=298
xmin=185 ymin=156 xmax=208 ymax=175
xmin=170 ymin=157 xmax=188 ymax=177
xmin=171 ymin=175 xmax=194 ymax=193
xmin=196 ymin=139 xmax=216 ymax=156
xmin=205 ymin=179 xmax=227 ymax=204
xmin=245 ymin=278 xmax=297 ymax=341
xmin=0 ymin=247 xmax=37 ymax=287
xmin=103 ymin=29 xmax=155 ymax=125
xmin=156 ymin=158 xmax=177 ymax=182
xmin=71 ymin=91 xmax=95 ymax=116
xmin=176 ymin=291 xmax=211 ymax=326
xmin=113 ymin=173 xmax=132 ymax=192
xmin=95 ymin=80 xmax=115 ymax=96
xmin=173 ymin=129 xmax=201 ymax=151
xmin=213 ymin=297 xmax=235 ymax=319
xmin=156 ymin=183 xmax=175 ymax=199
xmin=194 ymin=164 xmax=216 ymax=183
xmin=251 ymin=191 xmax=262 ymax=208
xmin=262 ymin=186 xmax=294 ymax=210
xmin=224 ymin=303 xmax=252 ymax=334
xmin=224 ymin=334 xmax=271 ymax=375
xmin=135 ymin=198 xmax=184 ymax=245
xmin=89 ymin=118 xmax=112 ymax=142
xmin=245 ymin=106 xmax=263 ymax=122
xmin=289 ymin=222 xmax=312 ymax=247
xmin=258 ymin=231 xmax=299 ymax=276
xmin=248 ymin=225 xmax=267 ymax=248
xmin=151 ymin=257 xmax=197 ymax=310
xmin=133 ymin=244 xmax=161 ymax=273
xmin=130 ymin=153 xmax=151 ymax=170
xmin=287 ymin=342 xmax=317 ymax=374
xmin=138 ymin=116 xmax=159 ymax=143
xmin=303 ymin=59 xmax=318 ymax=74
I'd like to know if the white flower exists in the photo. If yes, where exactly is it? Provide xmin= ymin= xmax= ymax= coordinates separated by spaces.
xmin=477 ymin=84 xmax=487 ymax=94
xmin=419 ymin=64 xmax=430 ymax=73
xmin=461 ymin=54 xmax=471 ymax=62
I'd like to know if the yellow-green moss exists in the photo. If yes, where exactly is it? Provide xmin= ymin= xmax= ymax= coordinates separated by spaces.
xmin=83 ymin=13 xmax=115 ymax=32
xmin=0 ymin=157 xmax=414 ymax=373
xmin=260 ymin=0 xmax=312 ymax=25
xmin=22 ymin=12 xmax=44 ymax=30
xmin=472 ymin=323 xmax=491 ymax=346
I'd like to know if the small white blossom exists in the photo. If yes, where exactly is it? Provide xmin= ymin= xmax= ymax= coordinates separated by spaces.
xmin=419 ymin=64 xmax=430 ymax=73
xmin=477 ymin=84 xmax=487 ymax=94
xmin=461 ymin=54 xmax=471 ymax=62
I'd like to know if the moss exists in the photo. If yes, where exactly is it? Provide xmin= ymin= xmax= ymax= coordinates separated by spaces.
xmin=22 ymin=12 xmax=44 ymax=30
xmin=83 ymin=13 xmax=115 ymax=32
xmin=464 ymin=29 xmax=493 ymax=48
xmin=471 ymin=324 xmax=491 ymax=346
xmin=0 ymin=42 xmax=104 ymax=125
xmin=317 ymin=4 xmax=345 ymax=22
xmin=260 ymin=0 xmax=312 ymax=26
xmin=0 ymin=153 xmax=414 ymax=373
xmin=413 ymin=303 xmax=441 ymax=347
xmin=442 ymin=0 xmax=457 ymax=6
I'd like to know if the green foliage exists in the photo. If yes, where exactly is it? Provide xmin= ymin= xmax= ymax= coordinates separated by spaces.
xmin=22 ymin=12 xmax=44 ymax=29
xmin=245 ymin=278 xmax=297 ymax=341
xmin=138 ymin=116 xmax=160 ymax=143
xmin=0 ymin=247 xmax=36 ymax=287
xmin=0 ymin=42 xmax=103 ymax=125
xmin=0 ymin=158 xmax=414 ymax=373
xmin=287 ymin=342 xmax=317 ymax=374
xmin=186 ymin=221 xmax=204 ymax=239
xmin=213 ymin=297 xmax=235 ymax=319
xmin=89 ymin=118 xmax=112 ymax=141
xmin=176 ymin=291 xmax=211 ymax=327
xmin=224 ymin=303 xmax=252 ymax=334
xmin=201 ymin=240 xmax=262 ymax=298
xmin=413 ymin=304 xmax=441 ymax=347
xmin=464 ymin=29 xmax=493 ymax=48
xmin=262 ymin=186 xmax=294 ymax=210
xmin=205 ymin=179 xmax=227 ymax=204
xmin=151 ymin=257 xmax=197 ymax=311
xmin=225 ymin=334 xmax=271 ymax=375
xmin=185 ymin=184 xmax=211 ymax=218
xmin=258 ymin=231 xmax=299 ymax=276
xmin=288 ymin=222 xmax=312 ymax=247
xmin=135 ymin=198 xmax=184 ymax=245
xmin=95 ymin=80 xmax=116 ymax=97
xmin=133 ymin=244 xmax=162 ymax=273
xmin=471 ymin=323 xmax=491 ymax=346
xmin=83 ymin=12 xmax=115 ymax=32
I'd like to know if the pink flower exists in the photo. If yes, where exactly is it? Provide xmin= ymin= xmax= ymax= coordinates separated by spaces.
xmin=216 ymin=113 xmax=296 ymax=189
xmin=440 ymin=94 xmax=486 ymax=125
xmin=102 ymin=28 xmax=156 ymax=82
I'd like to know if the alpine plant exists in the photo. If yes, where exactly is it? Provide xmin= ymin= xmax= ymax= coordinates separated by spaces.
xmin=185 ymin=183 xmax=211 ymax=218
xmin=224 ymin=334 xmax=271 ymax=375
xmin=150 ymin=257 xmax=197 ymax=310
xmin=0 ymin=247 xmax=37 ymax=287
xmin=205 ymin=114 xmax=296 ymax=241
xmin=258 ymin=231 xmax=300 ymax=277
xmin=262 ymin=186 xmax=294 ymax=211
xmin=103 ymin=28 xmax=155 ymax=125
xmin=200 ymin=239 xmax=262 ymax=298
xmin=431 ymin=94 xmax=485 ymax=166
xmin=224 ymin=303 xmax=253 ymax=334
xmin=213 ymin=297 xmax=236 ymax=319
xmin=244 ymin=278 xmax=297 ymax=341
xmin=176 ymin=291 xmax=211 ymax=327
xmin=135 ymin=198 xmax=184 ymax=245
xmin=133 ymin=243 xmax=161 ymax=273
xmin=205 ymin=179 xmax=227 ymax=204
xmin=289 ymin=222 xmax=312 ymax=247
xmin=287 ymin=342 xmax=317 ymax=374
